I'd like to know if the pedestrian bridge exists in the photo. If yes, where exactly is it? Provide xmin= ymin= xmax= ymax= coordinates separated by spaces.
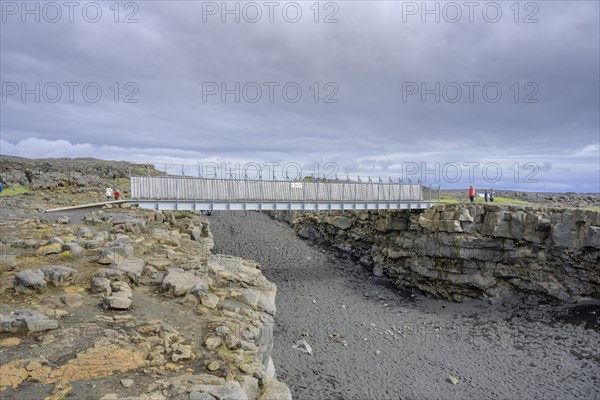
xmin=130 ymin=176 xmax=434 ymax=211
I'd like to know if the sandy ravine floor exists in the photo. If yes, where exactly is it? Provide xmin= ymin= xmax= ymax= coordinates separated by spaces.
xmin=209 ymin=211 xmax=599 ymax=400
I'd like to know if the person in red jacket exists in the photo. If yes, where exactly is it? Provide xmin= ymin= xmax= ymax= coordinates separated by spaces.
xmin=114 ymin=190 xmax=120 ymax=201
xmin=468 ymin=185 xmax=475 ymax=202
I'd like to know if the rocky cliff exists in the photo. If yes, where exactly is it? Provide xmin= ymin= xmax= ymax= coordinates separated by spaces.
xmin=273 ymin=204 xmax=600 ymax=302
xmin=1 ymin=200 xmax=291 ymax=399
xmin=0 ymin=156 xmax=159 ymax=189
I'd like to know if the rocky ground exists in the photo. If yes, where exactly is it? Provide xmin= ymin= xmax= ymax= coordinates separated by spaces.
xmin=0 ymin=191 xmax=290 ymax=399
xmin=438 ymin=189 xmax=600 ymax=208
xmin=1 ymin=157 xmax=599 ymax=400
xmin=210 ymin=211 xmax=599 ymax=400
xmin=0 ymin=156 xmax=160 ymax=190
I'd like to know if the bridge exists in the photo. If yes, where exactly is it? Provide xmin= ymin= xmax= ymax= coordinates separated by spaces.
xmin=130 ymin=176 xmax=436 ymax=211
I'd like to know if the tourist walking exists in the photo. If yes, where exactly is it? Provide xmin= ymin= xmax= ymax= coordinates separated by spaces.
xmin=114 ymin=190 xmax=120 ymax=201
xmin=489 ymin=189 xmax=495 ymax=202
xmin=468 ymin=185 xmax=475 ymax=202
xmin=105 ymin=187 xmax=113 ymax=202
xmin=484 ymin=190 xmax=489 ymax=202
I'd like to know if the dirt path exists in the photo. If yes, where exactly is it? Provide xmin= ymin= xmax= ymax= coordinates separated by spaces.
xmin=210 ymin=211 xmax=599 ymax=400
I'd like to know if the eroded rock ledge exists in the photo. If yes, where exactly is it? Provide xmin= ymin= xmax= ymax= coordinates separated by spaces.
xmin=1 ymin=207 xmax=291 ymax=400
xmin=273 ymin=204 xmax=600 ymax=302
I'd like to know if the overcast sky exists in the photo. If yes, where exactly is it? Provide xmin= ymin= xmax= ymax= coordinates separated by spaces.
xmin=1 ymin=1 xmax=599 ymax=191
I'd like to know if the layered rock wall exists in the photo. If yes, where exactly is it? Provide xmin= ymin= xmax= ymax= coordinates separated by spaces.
xmin=273 ymin=204 xmax=600 ymax=302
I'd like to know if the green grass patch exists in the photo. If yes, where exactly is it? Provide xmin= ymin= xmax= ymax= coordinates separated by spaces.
xmin=433 ymin=196 xmax=532 ymax=205
xmin=439 ymin=197 xmax=459 ymax=204
xmin=585 ymin=206 xmax=600 ymax=212
xmin=174 ymin=211 xmax=192 ymax=219
xmin=0 ymin=185 xmax=30 ymax=197
xmin=112 ymin=177 xmax=130 ymax=191
xmin=131 ymin=165 xmax=162 ymax=176
xmin=489 ymin=196 xmax=533 ymax=205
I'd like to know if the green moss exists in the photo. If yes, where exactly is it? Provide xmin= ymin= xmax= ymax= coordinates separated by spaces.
xmin=60 ymin=251 xmax=72 ymax=261
xmin=0 ymin=185 xmax=30 ymax=197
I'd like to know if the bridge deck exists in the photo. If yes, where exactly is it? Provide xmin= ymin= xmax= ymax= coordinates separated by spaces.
xmin=130 ymin=176 xmax=432 ymax=211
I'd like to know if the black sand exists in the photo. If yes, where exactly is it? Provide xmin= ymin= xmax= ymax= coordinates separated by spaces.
xmin=210 ymin=211 xmax=599 ymax=400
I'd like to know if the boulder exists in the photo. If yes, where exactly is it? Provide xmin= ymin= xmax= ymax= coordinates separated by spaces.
xmin=143 ymin=264 xmax=158 ymax=278
xmin=94 ymin=268 xmax=130 ymax=284
xmin=258 ymin=378 xmax=292 ymax=400
xmin=2 ymin=236 xmax=23 ymax=246
xmin=331 ymin=216 xmax=353 ymax=230
xmin=111 ymin=281 xmax=133 ymax=294
xmin=120 ymin=379 xmax=134 ymax=388
xmin=40 ymin=265 xmax=77 ymax=287
xmin=61 ymin=243 xmax=84 ymax=258
xmin=189 ymin=392 xmax=215 ymax=400
xmin=62 ymin=293 xmax=84 ymax=308
xmin=189 ymin=381 xmax=248 ymax=400
xmin=103 ymin=282 xmax=133 ymax=309
xmin=161 ymin=268 xmax=209 ymax=297
xmin=152 ymin=229 xmax=182 ymax=247
xmin=297 ymin=226 xmax=320 ymax=241
xmin=240 ymin=376 xmax=259 ymax=400
xmin=84 ymin=216 xmax=103 ymax=225
xmin=180 ymin=293 xmax=200 ymax=307
xmin=208 ymin=256 xmax=273 ymax=290
xmin=97 ymin=244 xmax=133 ymax=264
xmin=36 ymin=243 xmax=62 ymax=256
xmin=48 ymin=237 xmax=64 ymax=245
xmin=189 ymin=281 xmax=210 ymax=297
xmin=204 ymin=336 xmax=222 ymax=351
xmin=171 ymin=344 xmax=193 ymax=362
xmin=14 ymin=269 xmax=47 ymax=294
xmin=79 ymin=237 xmax=105 ymax=249
xmin=76 ymin=226 xmax=93 ymax=239
xmin=90 ymin=276 xmax=112 ymax=295
xmin=234 ymin=288 xmax=276 ymax=315
xmin=109 ymin=258 xmax=145 ymax=284
xmin=201 ymin=293 xmax=219 ymax=309
xmin=103 ymin=291 xmax=133 ymax=310
xmin=0 ymin=310 xmax=58 ymax=333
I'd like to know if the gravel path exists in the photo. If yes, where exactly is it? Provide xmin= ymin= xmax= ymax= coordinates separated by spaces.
xmin=210 ymin=211 xmax=599 ymax=400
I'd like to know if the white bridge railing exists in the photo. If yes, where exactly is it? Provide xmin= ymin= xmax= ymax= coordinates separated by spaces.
xmin=130 ymin=176 xmax=431 ymax=211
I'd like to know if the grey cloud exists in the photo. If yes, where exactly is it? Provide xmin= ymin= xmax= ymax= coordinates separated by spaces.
xmin=1 ymin=1 xmax=598 ymax=191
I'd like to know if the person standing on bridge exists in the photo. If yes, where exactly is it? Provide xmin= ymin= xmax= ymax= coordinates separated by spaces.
xmin=105 ymin=187 xmax=113 ymax=202
xmin=468 ymin=185 xmax=475 ymax=202
xmin=114 ymin=190 xmax=120 ymax=201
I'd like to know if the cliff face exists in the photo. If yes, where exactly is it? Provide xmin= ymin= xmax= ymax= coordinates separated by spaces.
xmin=274 ymin=204 xmax=600 ymax=302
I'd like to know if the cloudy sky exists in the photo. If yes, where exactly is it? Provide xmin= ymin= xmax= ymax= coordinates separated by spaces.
xmin=1 ymin=1 xmax=599 ymax=191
